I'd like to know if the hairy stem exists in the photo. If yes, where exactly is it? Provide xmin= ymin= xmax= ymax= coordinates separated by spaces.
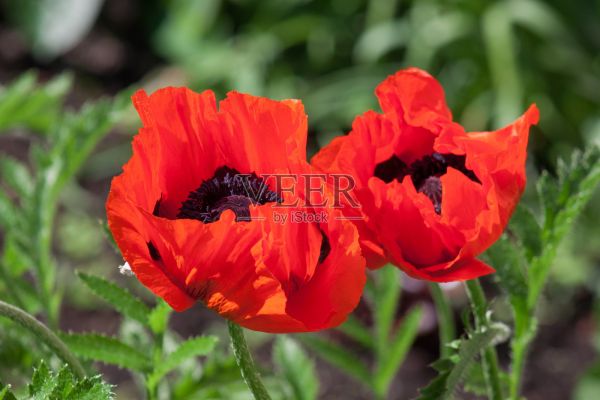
xmin=465 ymin=280 xmax=503 ymax=400
xmin=228 ymin=321 xmax=272 ymax=400
xmin=0 ymin=300 xmax=85 ymax=378
xmin=428 ymin=283 xmax=456 ymax=357
xmin=508 ymin=299 xmax=535 ymax=399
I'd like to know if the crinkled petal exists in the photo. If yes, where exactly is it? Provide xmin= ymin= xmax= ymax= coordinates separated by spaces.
xmin=129 ymin=88 xmax=222 ymax=218
xmin=218 ymin=92 xmax=308 ymax=176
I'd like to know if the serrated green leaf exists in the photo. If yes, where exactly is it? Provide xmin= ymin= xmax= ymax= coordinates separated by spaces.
xmin=529 ymin=147 xmax=600 ymax=307
xmin=552 ymin=148 xmax=600 ymax=240
xmin=64 ymin=375 xmax=113 ymax=400
xmin=536 ymin=171 xmax=559 ymax=225
xmin=431 ymin=358 xmax=454 ymax=372
xmin=462 ymin=363 xmax=489 ymax=396
xmin=0 ymin=384 xmax=17 ymax=400
xmin=60 ymin=333 xmax=152 ymax=371
xmin=374 ymin=306 xmax=423 ymax=396
xmin=49 ymin=366 xmax=75 ymax=399
xmin=77 ymin=272 xmax=150 ymax=324
xmin=509 ymin=204 xmax=542 ymax=259
xmin=29 ymin=361 xmax=54 ymax=399
xmin=22 ymin=362 xmax=113 ymax=400
xmin=147 ymin=336 xmax=218 ymax=390
xmin=417 ymin=325 xmax=507 ymax=400
xmin=486 ymin=235 xmax=528 ymax=301
xmin=273 ymin=336 xmax=319 ymax=400
xmin=299 ymin=335 xmax=371 ymax=387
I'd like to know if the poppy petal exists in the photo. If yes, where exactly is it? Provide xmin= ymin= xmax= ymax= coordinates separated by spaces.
xmin=129 ymin=88 xmax=222 ymax=218
xmin=375 ymin=67 xmax=453 ymax=131
xmin=419 ymin=258 xmax=495 ymax=282
xmin=218 ymin=92 xmax=308 ymax=175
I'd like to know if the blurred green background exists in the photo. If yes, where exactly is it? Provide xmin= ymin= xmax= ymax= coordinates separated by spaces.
xmin=1 ymin=0 xmax=599 ymax=399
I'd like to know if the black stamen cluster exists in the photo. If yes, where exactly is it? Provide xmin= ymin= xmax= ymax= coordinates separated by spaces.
xmin=374 ymin=153 xmax=480 ymax=214
xmin=177 ymin=166 xmax=281 ymax=223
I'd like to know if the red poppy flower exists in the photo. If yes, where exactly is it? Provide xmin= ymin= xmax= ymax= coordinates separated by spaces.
xmin=311 ymin=68 xmax=539 ymax=282
xmin=106 ymin=88 xmax=365 ymax=333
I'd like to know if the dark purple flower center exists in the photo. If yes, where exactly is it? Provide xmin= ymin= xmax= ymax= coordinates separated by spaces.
xmin=374 ymin=153 xmax=480 ymax=214
xmin=177 ymin=166 xmax=281 ymax=223
xmin=147 ymin=166 xmax=330 ymax=267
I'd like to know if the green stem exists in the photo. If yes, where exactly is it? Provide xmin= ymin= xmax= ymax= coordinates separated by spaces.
xmin=0 ymin=300 xmax=85 ymax=378
xmin=428 ymin=283 xmax=455 ymax=357
xmin=508 ymin=299 xmax=535 ymax=399
xmin=146 ymin=330 xmax=164 ymax=400
xmin=35 ymin=209 xmax=60 ymax=329
xmin=465 ymin=280 xmax=503 ymax=400
xmin=509 ymin=335 xmax=528 ymax=399
xmin=227 ymin=321 xmax=272 ymax=400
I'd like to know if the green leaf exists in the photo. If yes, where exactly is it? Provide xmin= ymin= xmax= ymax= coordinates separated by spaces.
xmin=463 ymin=364 xmax=510 ymax=397
xmin=417 ymin=324 xmax=508 ymax=400
xmin=63 ymin=375 xmax=113 ymax=400
xmin=529 ymin=147 xmax=600 ymax=306
xmin=373 ymin=306 xmax=423 ymax=396
xmin=0 ymin=156 xmax=34 ymax=198
xmin=147 ymin=336 xmax=218 ymax=390
xmin=29 ymin=360 xmax=53 ymax=399
xmin=24 ymin=361 xmax=113 ymax=400
xmin=77 ymin=272 xmax=150 ymax=324
xmin=60 ymin=333 xmax=152 ymax=371
xmin=372 ymin=264 xmax=402 ymax=358
xmin=552 ymin=149 xmax=600 ymax=241
xmin=0 ymin=190 xmax=17 ymax=230
xmin=35 ymin=92 xmax=129 ymax=205
xmin=536 ymin=171 xmax=559 ymax=225
xmin=273 ymin=336 xmax=319 ymax=400
xmin=485 ymin=235 xmax=528 ymax=302
xmin=0 ymin=384 xmax=17 ymax=400
xmin=48 ymin=367 xmax=75 ymax=399
xmin=148 ymin=300 xmax=172 ymax=335
xmin=336 ymin=315 xmax=373 ymax=349
xmin=2 ymin=233 xmax=33 ymax=277
xmin=299 ymin=335 xmax=371 ymax=387
xmin=508 ymin=204 xmax=543 ymax=259
xmin=0 ymin=72 xmax=72 ymax=132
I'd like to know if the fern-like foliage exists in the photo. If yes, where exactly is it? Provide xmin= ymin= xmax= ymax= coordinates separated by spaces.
xmin=417 ymin=323 xmax=509 ymax=400
xmin=0 ymin=361 xmax=112 ymax=400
